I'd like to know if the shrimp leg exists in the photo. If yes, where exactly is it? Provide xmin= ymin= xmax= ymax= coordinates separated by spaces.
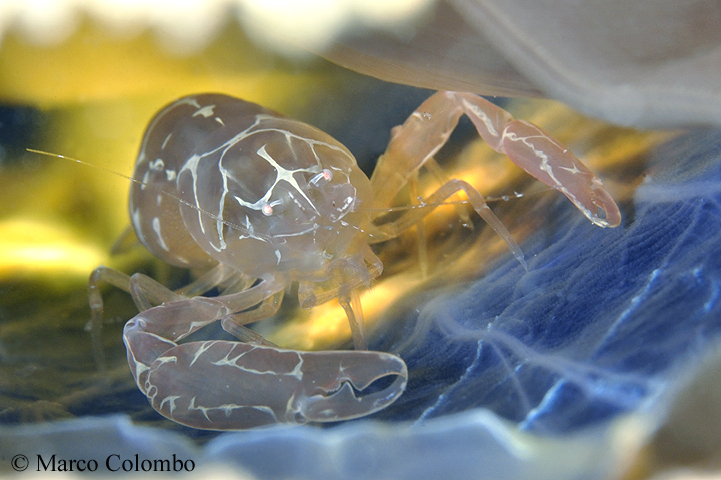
xmin=371 ymin=91 xmax=621 ymax=228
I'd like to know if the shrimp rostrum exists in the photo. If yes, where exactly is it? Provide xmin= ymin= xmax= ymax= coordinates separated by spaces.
xmin=88 ymin=91 xmax=620 ymax=430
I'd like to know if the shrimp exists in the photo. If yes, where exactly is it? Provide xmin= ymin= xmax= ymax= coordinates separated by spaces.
xmin=86 ymin=91 xmax=619 ymax=430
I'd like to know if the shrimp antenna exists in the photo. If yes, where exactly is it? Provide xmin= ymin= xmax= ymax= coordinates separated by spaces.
xmin=372 ymin=191 xmax=527 ymax=215
xmin=26 ymin=148 xmax=252 ymax=235
xmin=26 ymin=148 xmax=530 ymax=241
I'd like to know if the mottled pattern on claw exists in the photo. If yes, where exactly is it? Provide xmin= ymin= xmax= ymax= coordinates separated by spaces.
xmin=143 ymin=341 xmax=408 ymax=430
xmin=501 ymin=119 xmax=621 ymax=228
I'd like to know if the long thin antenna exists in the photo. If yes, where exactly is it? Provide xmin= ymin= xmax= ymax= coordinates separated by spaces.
xmin=26 ymin=148 xmax=248 ymax=234
xmin=26 ymin=148 xmax=530 ymax=235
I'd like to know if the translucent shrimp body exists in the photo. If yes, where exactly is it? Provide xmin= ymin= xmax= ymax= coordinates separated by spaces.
xmin=89 ymin=92 xmax=619 ymax=430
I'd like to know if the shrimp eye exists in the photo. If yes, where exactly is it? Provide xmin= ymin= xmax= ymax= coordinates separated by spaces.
xmin=261 ymin=199 xmax=284 ymax=216
xmin=310 ymin=168 xmax=333 ymax=187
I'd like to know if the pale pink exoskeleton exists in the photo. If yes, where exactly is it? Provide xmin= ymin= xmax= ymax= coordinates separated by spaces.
xmin=87 ymin=92 xmax=619 ymax=430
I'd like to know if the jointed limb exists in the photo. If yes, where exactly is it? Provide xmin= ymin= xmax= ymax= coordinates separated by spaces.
xmin=371 ymin=91 xmax=620 ymax=228
xmin=368 ymin=178 xmax=527 ymax=269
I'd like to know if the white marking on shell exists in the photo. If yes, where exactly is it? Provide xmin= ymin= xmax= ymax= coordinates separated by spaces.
xmin=187 ymin=397 xmax=279 ymax=423
xmin=149 ymin=158 xmax=165 ymax=171
xmin=255 ymin=144 xmax=319 ymax=214
xmin=461 ymin=98 xmax=498 ymax=137
xmin=133 ymin=361 xmax=149 ymax=381
xmin=154 ymin=354 xmax=178 ymax=366
xmin=211 ymin=347 xmax=303 ymax=377
xmin=208 ymin=113 xmax=352 ymax=217
xmin=341 ymin=196 xmax=353 ymax=211
xmin=560 ymin=164 xmax=582 ymax=175
xmin=212 ymin=348 xmax=250 ymax=368
xmin=502 ymin=128 xmax=594 ymax=221
xmin=286 ymin=392 xmax=299 ymax=419
xmin=187 ymin=320 xmax=211 ymax=335
xmin=193 ymin=104 xmax=216 ymax=118
xmin=188 ymin=396 xmax=212 ymax=422
xmin=189 ymin=341 xmax=217 ymax=367
xmin=166 ymin=169 xmax=176 ymax=181
xmin=210 ymin=160 xmax=231 ymax=253
xmin=181 ymin=154 xmax=204 ymax=234
xmin=131 ymin=208 xmax=141 ymax=231
xmin=158 ymin=395 xmax=181 ymax=415
xmin=215 ymin=117 xmax=225 ymax=126
xmin=177 ymin=112 xmax=357 ymax=252
xmin=161 ymin=133 xmax=172 ymax=150
xmin=273 ymin=224 xmax=318 ymax=238
xmin=285 ymin=189 xmax=305 ymax=211
xmin=152 ymin=217 xmax=170 ymax=251
xmin=289 ymin=352 xmax=304 ymax=380
xmin=123 ymin=327 xmax=154 ymax=382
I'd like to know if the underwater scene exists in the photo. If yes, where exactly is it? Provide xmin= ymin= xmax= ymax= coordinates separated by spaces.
xmin=1 ymin=3 xmax=721 ymax=480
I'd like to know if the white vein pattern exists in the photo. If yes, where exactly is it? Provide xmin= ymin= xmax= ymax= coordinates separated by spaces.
xmin=111 ymin=90 xmax=617 ymax=430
